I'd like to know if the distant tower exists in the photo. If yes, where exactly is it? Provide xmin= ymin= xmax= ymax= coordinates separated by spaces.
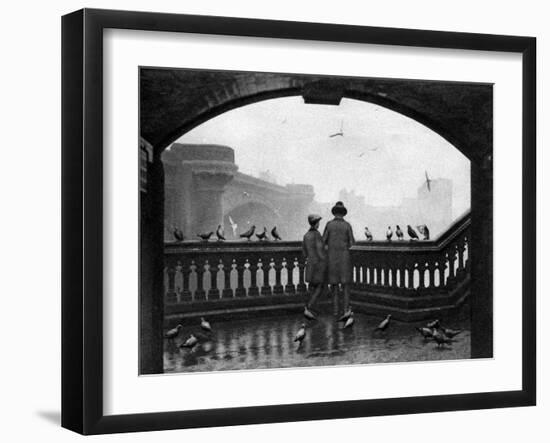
xmin=417 ymin=178 xmax=453 ymax=235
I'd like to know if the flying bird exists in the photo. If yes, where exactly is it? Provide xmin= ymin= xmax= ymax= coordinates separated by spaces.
xmin=364 ymin=227 xmax=373 ymax=241
xmin=425 ymin=170 xmax=432 ymax=192
xmin=329 ymin=120 xmax=344 ymax=138
xmin=271 ymin=226 xmax=282 ymax=241
xmin=294 ymin=323 xmax=306 ymax=346
xmin=180 ymin=334 xmax=199 ymax=349
xmin=256 ymin=226 xmax=268 ymax=241
xmin=164 ymin=324 xmax=183 ymax=340
xmin=197 ymin=231 xmax=213 ymax=241
xmin=396 ymin=225 xmax=404 ymax=240
xmin=172 ymin=227 xmax=185 ymax=242
xmin=386 ymin=226 xmax=393 ymax=241
xmin=375 ymin=314 xmax=392 ymax=332
xmin=200 ymin=317 xmax=212 ymax=333
xmin=242 ymin=191 xmax=251 ymax=198
xmin=358 ymin=152 xmax=365 ymax=158
xmin=228 ymin=216 xmax=238 ymax=237
xmin=216 ymin=225 xmax=225 ymax=241
xmin=343 ymin=314 xmax=355 ymax=329
xmin=240 ymin=225 xmax=256 ymax=241
xmin=407 ymin=225 xmax=419 ymax=241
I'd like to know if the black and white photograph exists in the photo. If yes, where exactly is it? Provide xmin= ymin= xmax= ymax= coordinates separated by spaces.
xmin=139 ymin=68 xmax=491 ymax=375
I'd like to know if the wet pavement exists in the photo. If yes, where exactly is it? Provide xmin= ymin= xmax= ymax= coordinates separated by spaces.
xmin=163 ymin=311 xmax=471 ymax=373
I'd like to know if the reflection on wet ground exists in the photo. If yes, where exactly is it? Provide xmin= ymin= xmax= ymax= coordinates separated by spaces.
xmin=164 ymin=311 xmax=471 ymax=373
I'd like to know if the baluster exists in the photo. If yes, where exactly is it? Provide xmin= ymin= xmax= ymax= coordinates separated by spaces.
xmin=260 ymin=259 xmax=272 ymax=296
xmin=272 ymin=258 xmax=284 ymax=294
xmin=194 ymin=260 xmax=206 ymax=300
xmin=235 ymin=260 xmax=246 ymax=297
xmin=207 ymin=260 xmax=219 ymax=299
xmin=222 ymin=260 xmax=234 ymax=298
xmin=248 ymin=259 xmax=259 ymax=296
xmin=457 ymin=238 xmax=466 ymax=274
xmin=284 ymin=258 xmax=296 ymax=294
xmin=447 ymin=248 xmax=456 ymax=282
xmin=296 ymin=258 xmax=307 ymax=294
xmin=174 ymin=262 xmax=184 ymax=302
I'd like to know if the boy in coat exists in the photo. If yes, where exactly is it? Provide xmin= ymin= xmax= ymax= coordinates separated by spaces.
xmin=302 ymin=214 xmax=327 ymax=320
xmin=323 ymin=201 xmax=355 ymax=318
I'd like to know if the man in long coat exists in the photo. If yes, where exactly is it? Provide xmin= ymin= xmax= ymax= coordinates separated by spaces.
xmin=302 ymin=214 xmax=327 ymax=320
xmin=323 ymin=201 xmax=355 ymax=317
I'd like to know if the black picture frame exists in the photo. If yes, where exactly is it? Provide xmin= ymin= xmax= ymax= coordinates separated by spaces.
xmin=61 ymin=8 xmax=536 ymax=435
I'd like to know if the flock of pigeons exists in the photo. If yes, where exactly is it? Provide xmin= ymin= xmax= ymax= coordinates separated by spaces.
xmin=166 ymin=311 xmax=462 ymax=354
xmin=364 ymin=224 xmax=430 ymax=242
xmin=172 ymin=224 xmax=282 ymax=243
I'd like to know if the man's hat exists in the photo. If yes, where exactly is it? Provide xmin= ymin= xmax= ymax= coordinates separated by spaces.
xmin=308 ymin=214 xmax=322 ymax=226
xmin=331 ymin=201 xmax=348 ymax=216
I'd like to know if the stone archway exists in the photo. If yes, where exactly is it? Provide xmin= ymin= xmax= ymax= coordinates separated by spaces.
xmin=139 ymin=69 xmax=493 ymax=373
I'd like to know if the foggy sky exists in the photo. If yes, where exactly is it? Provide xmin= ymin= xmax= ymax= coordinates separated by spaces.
xmin=176 ymin=97 xmax=470 ymax=218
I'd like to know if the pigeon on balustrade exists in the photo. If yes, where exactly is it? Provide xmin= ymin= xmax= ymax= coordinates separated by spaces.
xmin=200 ymin=317 xmax=212 ymax=333
xmin=396 ymin=225 xmax=404 ymax=240
xmin=256 ymin=226 xmax=268 ymax=241
xmin=197 ymin=231 xmax=213 ymax=241
xmin=375 ymin=314 xmax=392 ymax=332
xmin=294 ymin=323 xmax=306 ymax=347
xmin=164 ymin=324 xmax=183 ymax=340
xmin=407 ymin=225 xmax=419 ymax=241
xmin=271 ymin=226 xmax=282 ymax=241
xmin=417 ymin=225 xmax=430 ymax=240
xmin=240 ymin=225 xmax=256 ymax=240
xmin=216 ymin=225 xmax=225 ymax=241
xmin=343 ymin=314 xmax=355 ymax=329
xmin=416 ymin=326 xmax=433 ymax=339
xmin=180 ymin=334 xmax=199 ymax=349
xmin=386 ymin=226 xmax=393 ymax=241
xmin=364 ymin=227 xmax=373 ymax=241
xmin=172 ymin=227 xmax=185 ymax=242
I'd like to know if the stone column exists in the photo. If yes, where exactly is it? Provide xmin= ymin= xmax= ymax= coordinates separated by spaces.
xmin=193 ymin=168 xmax=236 ymax=232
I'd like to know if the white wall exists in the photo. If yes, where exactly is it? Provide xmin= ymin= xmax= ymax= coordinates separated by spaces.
xmin=0 ymin=0 xmax=546 ymax=441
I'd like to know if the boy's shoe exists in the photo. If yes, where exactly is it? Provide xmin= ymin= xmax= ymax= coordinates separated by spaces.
xmin=338 ymin=309 xmax=353 ymax=322
xmin=303 ymin=306 xmax=317 ymax=320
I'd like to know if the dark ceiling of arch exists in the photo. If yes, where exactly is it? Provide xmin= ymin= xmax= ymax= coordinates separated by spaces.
xmin=140 ymin=68 xmax=492 ymax=162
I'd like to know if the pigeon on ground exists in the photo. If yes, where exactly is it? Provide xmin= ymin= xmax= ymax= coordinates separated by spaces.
xmin=364 ymin=227 xmax=373 ymax=241
xmin=338 ymin=309 xmax=353 ymax=322
xmin=303 ymin=306 xmax=316 ymax=321
xmin=416 ymin=326 xmax=433 ymax=339
xmin=386 ymin=226 xmax=393 ymax=241
xmin=180 ymin=334 xmax=199 ymax=349
xmin=426 ymin=319 xmax=440 ymax=329
xmin=344 ymin=314 xmax=355 ymax=329
xmin=407 ymin=225 xmax=419 ymax=241
xmin=432 ymin=328 xmax=452 ymax=348
xmin=200 ymin=317 xmax=212 ymax=333
xmin=164 ymin=324 xmax=183 ymax=340
xmin=172 ymin=227 xmax=185 ymax=242
xmin=240 ymin=225 xmax=256 ymax=240
xmin=215 ymin=225 xmax=225 ymax=241
xmin=256 ymin=226 xmax=268 ymax=241
xmin=441 ymin=327 xmax=462 ymax=338
xmin=197 ymin=231 xmax=213 ymax=241
xmin=375 ymin=314 xmax=392 ymax=332
xmin=271 ymin=226 xmax=282 ymax=241
xmin=294 ymin=323 xmax=306 ymax=346
xmin=396 ymin=225 xmax=404 ymax=240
